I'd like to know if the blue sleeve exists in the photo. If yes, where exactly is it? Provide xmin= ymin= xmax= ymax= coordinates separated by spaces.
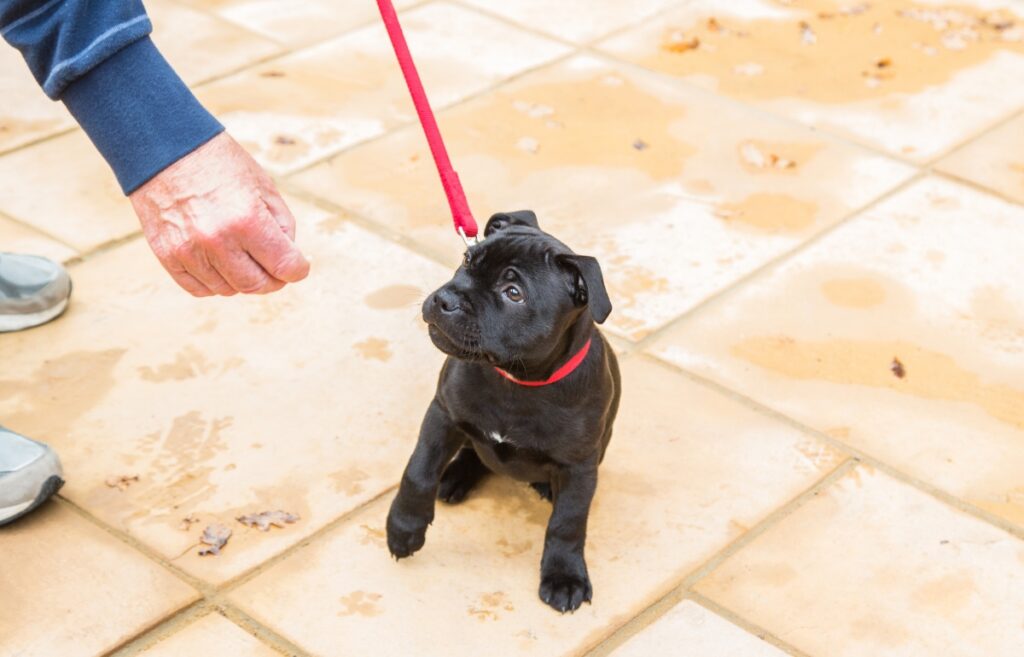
xmin=1 ymin=0 xmax=224 ymax=194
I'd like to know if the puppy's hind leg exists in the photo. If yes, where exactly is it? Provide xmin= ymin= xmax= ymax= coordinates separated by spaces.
xmin=438 ymin=447 xmax=490 ymax=504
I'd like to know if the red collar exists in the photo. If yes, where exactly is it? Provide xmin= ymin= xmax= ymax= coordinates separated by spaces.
xmin=494 ymin=338 xmax=592 ymax=387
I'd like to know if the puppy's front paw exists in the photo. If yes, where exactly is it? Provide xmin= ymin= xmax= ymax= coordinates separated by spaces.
xmin=386 ymin=508 xmax=428 ymax=560
xmin=539 ymin=569 xmax=592 ymax=613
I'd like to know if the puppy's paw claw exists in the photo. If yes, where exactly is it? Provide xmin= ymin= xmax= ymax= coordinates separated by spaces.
xmin=386 ymin=512 xmax=427 ymax=560
xmin=539 ymin=572 xmax=592 ymax=613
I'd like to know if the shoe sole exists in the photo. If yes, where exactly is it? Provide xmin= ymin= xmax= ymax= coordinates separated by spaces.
xmin=0 ymin=297 xmax=70 ymax=333
xmin=0 ymin=475 xmax=65 ymax=527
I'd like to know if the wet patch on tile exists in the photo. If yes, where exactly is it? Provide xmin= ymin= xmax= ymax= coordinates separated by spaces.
xmin=649 ymin=176 xmax=1024 ymax=530
xmin=600 ymin=0 xmax=1024 ymax=160
xmin=291 ymin=54 xmax=913 ymax=340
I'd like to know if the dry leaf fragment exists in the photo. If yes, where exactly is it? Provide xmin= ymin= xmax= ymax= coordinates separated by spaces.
xmin=236 ymin=510 xmax=300 ymax=532
xmin=891 ymin=357 xmax=906 ymax=379
xmin=664 ymin=32 xmax=700 ymax=53
xmin=179 ymin=514 xmax=199 ymax=531
xmin=274 ymin=136 xmax=296 ymax=145
xmin=632 ymin=139 xmax=649 ymax=151
xmin=739 ymin=142 xmax=797 ymax=170
xmin=198 ymin=524 xmax=231 ymax=556
xmin=875 ymin=57 xmax=892 ymax=69
xmin=800 ymin=21 xmax=817 ymax=45
xmin=105 ymin=475 xmax=139 ymax=491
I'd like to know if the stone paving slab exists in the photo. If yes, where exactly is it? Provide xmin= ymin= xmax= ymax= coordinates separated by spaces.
xmin=0 ymin=503 xmax=199 ymax=657
xmin=290 ymin=53 xmax=914 ymax=341
xmin=648 ymin=176 xmax=1024 ymax=532
xmin=229 ymin=357 xmax=843 ymax=657
xmin=696 ymin=466 xmax=1024 ymax=657
xmin=599 ymin=0 xmax=1024 ymax=162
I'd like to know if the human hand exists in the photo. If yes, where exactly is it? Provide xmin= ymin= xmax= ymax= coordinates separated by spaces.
xmin=129 ymin=132 xmax=310 ymax=297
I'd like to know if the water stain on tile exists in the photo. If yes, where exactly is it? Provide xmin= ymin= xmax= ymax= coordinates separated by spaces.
xmin=849 ymin=613 xmax=913 ymax=648
xmin=716 ymin=193 xmax=819 ymax=233
xmin=358 ymin=524 xmax=386 ymax=548
xmin=338 ymin=591 xmax=383 ymax=617
xmin=646 ymin=0 xmax=1024 ymax=104
xmin=731 ymin=336 xmax=1024 ymax=429
xmin=138 ymin=346 xmax=211 ymax=382
xmin=353 ymin=337 xmax=393 ymax=362
xmin=330 ymin=465 xmax=370 ymax=496
xmin=496 ymin=537 xmax=533 ymax=558
xmin=364 ymin=284 xmax=423 ymax=310
xmin=821 ymin=277 xmax=887 ymax=308
xmin=467 ymin=591 xmax=514 ymax=621
xmin=0 ymin=349 xmax=124 ymax=436
xmin=910 ymin=571 xmax=977 ymax=618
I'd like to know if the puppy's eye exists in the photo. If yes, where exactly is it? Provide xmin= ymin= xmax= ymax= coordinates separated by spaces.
xmin=503 ymin=285 xmax=525 ymax=303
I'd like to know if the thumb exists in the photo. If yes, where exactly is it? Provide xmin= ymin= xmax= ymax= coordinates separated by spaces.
xmin=262 ymin=192 xmax=297 ymax=241
xmin=245 ymin=206 xmax=311 ymax=283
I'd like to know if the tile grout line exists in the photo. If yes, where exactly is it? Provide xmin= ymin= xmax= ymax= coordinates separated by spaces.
xmin=53 ymin=495 xmax=217 ymax=596
xmin=934 ymin=168 xmax=1024 ymax=209
xmin=919 ymin=105 xmax=1024 ymax=170
xmin=684 ymin=591 xmax=816 ymax=657
xmin=581 ymin=457 xmax=857 ymax=657
xmin=215 ymin=600 xmax=317 ymax=657
xmin=101 ymin=600 xmax=214 ymax=657
xmin=642 ymin=353 xmax=1024 ymax=542
xmin=0 ymin=207 xmax=81 ymax=255
xmin=629 ymin=169 xmax=927 ymax=352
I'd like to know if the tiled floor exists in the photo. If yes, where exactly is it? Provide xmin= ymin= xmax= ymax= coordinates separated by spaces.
xmin=1 ymin=1 xmax=1022 ymax=656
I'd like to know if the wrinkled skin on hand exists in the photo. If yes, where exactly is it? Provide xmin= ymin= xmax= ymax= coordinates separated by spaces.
xmin=129 ymin=132 xmax=310 ymax=297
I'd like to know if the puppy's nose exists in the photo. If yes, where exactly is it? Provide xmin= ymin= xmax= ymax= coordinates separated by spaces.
xmin=433 ymin=289 xmax=461 ymax=314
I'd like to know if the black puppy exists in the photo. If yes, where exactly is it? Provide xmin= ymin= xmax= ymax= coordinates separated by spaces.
xmin=386 ymin=210 xmax=621 ymax=613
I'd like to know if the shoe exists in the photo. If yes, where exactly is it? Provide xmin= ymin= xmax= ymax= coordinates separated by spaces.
xmin=0 ymin=426 xmax=64 ymax=526
xmin=0 ymin=252 xmax=72 ymax=333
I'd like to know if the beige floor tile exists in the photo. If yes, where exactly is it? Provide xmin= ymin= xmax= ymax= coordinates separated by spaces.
xmin=460 ymin=0 xmax=682 ymax=44
xmin=0 ymin=199 xmax=453 ymax=585
xmin=599 ymin=0 xmax=1024 ymax=162
xmin=290 ymin=54 xmax=914 ymax=341
xmin=0 ymin=130 xmax=137 ymax=253
xmin=229 ymin=357 xmax=843 ymax=657
xmin=0 ymin=503 xmax=198 ymax=657
xmin=609 ymin=599 xmax=788 ymax=657
xmin=148 ymin=0 xmax=284 ymax=86
xmin=196 ymin=2 xmax=570 ymax=175
xmin=938 ymin=112 xmax=1024 ymax=203
xmin=696 ymin=466 xmax=1024 ymax=657
xmin=648 ymin=176 xmax=1024 ymax=530
xmin=138 ymin=613 xmax=278 ymax=657
xmin=0 ymin=46 xmax=75 ymax=155
xmin=0 ymin=215 xmax=78 ymax=263
xmin=178 ymin=0 xmax=422 ymax=49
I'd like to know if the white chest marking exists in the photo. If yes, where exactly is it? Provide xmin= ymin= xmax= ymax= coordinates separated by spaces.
xmin=489 ymin=431 xmax=509 ymax=444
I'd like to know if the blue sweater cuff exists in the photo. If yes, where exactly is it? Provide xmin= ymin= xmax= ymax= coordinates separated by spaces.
xmin=61 ymin=37 xmax=224 ymax=195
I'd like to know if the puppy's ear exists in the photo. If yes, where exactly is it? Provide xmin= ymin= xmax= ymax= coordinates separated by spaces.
xmin=484 ymin=210 xmax=539 ymax=237
xmin=558 ymin=255 xmax=612 ymax=324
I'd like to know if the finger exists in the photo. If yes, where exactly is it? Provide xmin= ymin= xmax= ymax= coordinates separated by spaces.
xmin=173 ymin=270 xmax=215 ymax=298
xmin=176 ymin=242 xmax=238 ymax=296
xmin=160 ymin=260 xmax=214 ymax=298
xmin=208 ymin=240 xmax=281 ymax=294
xmin=244 ymin=211 xmax=311 ymax=284
xmin=262 ymin=193 xmax=296 ymax=241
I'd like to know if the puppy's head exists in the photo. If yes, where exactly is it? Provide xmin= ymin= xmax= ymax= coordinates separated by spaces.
xmin=422 ymin=210 xmax=611 ymax=368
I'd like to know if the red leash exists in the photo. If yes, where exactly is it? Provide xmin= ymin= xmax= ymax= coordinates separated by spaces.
xmin=376 ymin=0 xmax=479 ymax=240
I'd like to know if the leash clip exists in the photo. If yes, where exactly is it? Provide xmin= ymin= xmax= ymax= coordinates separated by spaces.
xmin=458 ymin=226 xmax=480 ymax=247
